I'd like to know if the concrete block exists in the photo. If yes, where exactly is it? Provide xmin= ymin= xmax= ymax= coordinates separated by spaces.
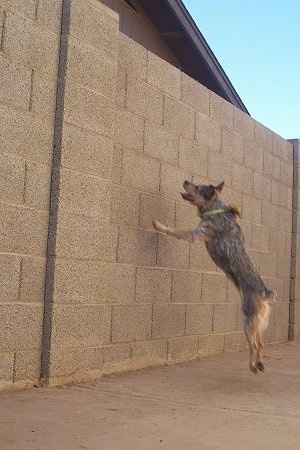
xmin=269 ymin=228 xmax=286 ymax=256
xmin=208 ymin=151 xmax=232 ymax=185
xmin=276 ymin=255 xmax=291 ymax=280
xmin=0 ymin=54 xmax=31 ymax=109
xmin=272 ymin=181 xmax=290 ymax=208
xmin=14 ymin=351 xmax=41 ymax=382
xmin=49 ymin=347 xmax=104 ymax=378
xmin=181 ymin=72 xmax=209 ymax=115
xmin=30 ymin=71 xmax=57 ymax=120
xmin=115 ymin=107 xmax=144 ymax=152
xmin=254 ymin=120 xmax=273 ymax=149
xmin=0 ymin=254 xmax=21 ymax=302
xmin=64 ymin=80 xmax=114 ymax=137
xmin=140 ymin=194 xmax=175 ymax=230
xmin=241 ymin=194 xmax=261 ymax=224
xmin=54 ymin=259 xmax=107 ymax=304
xmin=273 ymin=133 xmax=292 ymax=162
xmin=147 ymin=51 xmax=181 ymax=99
xmin=117 ymin=227 xmax=157 ymax=266
xmin=121 ymin=150 xmax=160 ymax=194
xmin=118 ymin=33 xmax=147 ymax=80
xmin=279 ymin=208 xmax=292 ymax=235
xmin=280 ymin=160 xmax=293 ymax=187
xmin=0 ymin=304 xmax=43 ymax=351
xmin=266 ymin=325 xmax=288 ymax=345
xmin=185 ymin=304 xmax=213 ymax=335
xmin=171 ymin=270 xmax=203 ymax=303
xmin=0 ymin=0 xmax=36 ymax=19
xmin=283 ymin=278 xmax=290 ymax=302
xmin=59 ymin=168 xmax=110 ymax=220
xmin=111 ymin=147 xmax=122 ymax=187
xmin=251 ymin=223 xmax=269 ymax=251
xmin=55 ymin=212 xmax=111 ymax=260
xmin=0 ymin=153 xmax=25 ymax=204
xmin=0 ymin=352 xmax=14 ymax=381
xmin=233 ymin=107 xmax=254 ymax=141
xmin=36 ymin=0 xmax=62 ymax=33
xmin=144 ymin=121 xmax=179 ymax=165
xmin=221 ymin=128 xmax=243 ymax=163
xmin=106 ymin=263 xmax=136 ymax=303
xmin=224 ymin=331 xmax=247 ymax=352
xmin=131 ymin=340 xmax=167 ymax=365
xmin=157 ymin=234 xmax=190 ymax=270
xmin=20 ymin=256 xmax=46 ymax=303
xmin=61 ymin=123 xmax=113 ymax=178
xmin=198 ymin=333 xmax=224 ymax=357
xmin=126 ymin=76 xmax=163 ymax=124
xmin=111 ymin=184 xmax=140 ymax=227
xmin=101 ymin=344 xmax=131 ymax=374
xmin=264 ymin=151 xmax=281 ymax=180
xmin=201 ymin=273 xmax=227 ymax=303
xmin=116 ymin=69 xmax=126 ymax=107
xmin=3 ymin=11 xmax=59 ymax=76
xmin=67 ymin=36 xmax=117 ymax=99
xmin=152 ymin=304 xmax=186 ymax=338
xmin=135 ymin=267 xmax=172 ymax=303
xmin=254 ymin=173 xmax=272 ymax=201
xmin=259 ymin=252 xmax=277 ymax=278
xmin=227 ymin=279 xmax=241 ymax=303
xmin=175 ymin=202 xmax=198 ymax=229
xmin=243 ymin=140 xmax=264 ymax=172
xmin=189 ymin=241 xmax=217 ymax=272
xmin=164 ymin=97 xmax=195 ymax=139
xmin=179 ymin=138 xmax=208 ymax=177
xmin=0 ymin=104 xmax=54 ymax=164
xmin=236 ymin=306 xmax=244 ymax=332
xmin=0 ymin=204 xmax=47 ymax=256
xmin=51 ymin=304 xmax=111 ymax=349
xmin=209 ymin=91 xmax=233 ymax=129
xmin=69 ymin=0 xmax=119 ymax=59
xmin=167 ymin=336 xmax=199 ymax=362
xmin=261 ymin=201 xmax=279 ymax=228
xmin=232 ymin=163 xmax=254 ymax=195
xmin=111 ymin=304 xmax=152 ymax=343
xmin=159 ymin=163 xmax=191 ymax=201
xmin=274 ymin=302 xmax=289 ymax=326
xmin=213 ymin=303 xmax=238 ymax=333
xmin=24 ymin=161 xmax=51 ymax=210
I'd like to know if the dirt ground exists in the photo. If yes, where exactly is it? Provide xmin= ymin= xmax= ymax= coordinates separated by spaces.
xmin=0 ymin=342 xmax=300 ymax=450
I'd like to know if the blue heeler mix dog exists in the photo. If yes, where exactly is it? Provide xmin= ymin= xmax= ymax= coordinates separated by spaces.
xmin=153 ymin=180 xmax=276 ymax=373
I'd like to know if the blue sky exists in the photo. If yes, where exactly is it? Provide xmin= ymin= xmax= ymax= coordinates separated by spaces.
xmin=183 ymin=0 xmax=300 ymax=140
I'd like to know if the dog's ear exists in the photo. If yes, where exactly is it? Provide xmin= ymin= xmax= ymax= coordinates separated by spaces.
xmin=215 ymin=181 xmax=224 ymax=193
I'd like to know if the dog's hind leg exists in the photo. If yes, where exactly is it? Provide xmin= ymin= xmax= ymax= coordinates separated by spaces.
xmin=255 ymin=332 xmax=264 ymax=372
xmin=244 ymin=323 xmax=259 ymax=374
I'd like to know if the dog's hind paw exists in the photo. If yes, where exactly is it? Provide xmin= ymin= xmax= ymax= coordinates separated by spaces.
xmin=256 ymin=361 xmax=265 ymax=372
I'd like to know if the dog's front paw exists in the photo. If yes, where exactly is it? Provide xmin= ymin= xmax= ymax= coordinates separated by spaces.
xmin=153 ymin=220 xmax=169 ymax=234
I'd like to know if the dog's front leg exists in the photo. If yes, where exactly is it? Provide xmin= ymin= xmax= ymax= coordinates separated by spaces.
xmin=153 ymin=220 xmax=215 ymax=242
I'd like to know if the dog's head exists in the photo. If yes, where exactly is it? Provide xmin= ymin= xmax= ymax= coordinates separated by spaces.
xmin=181 ymin=180 xmax=224 ymax=209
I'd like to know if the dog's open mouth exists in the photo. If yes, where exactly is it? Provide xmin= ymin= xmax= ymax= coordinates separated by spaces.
xmin=181 ymin=191 xmax=194 ymax=202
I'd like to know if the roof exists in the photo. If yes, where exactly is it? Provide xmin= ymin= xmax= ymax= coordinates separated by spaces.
xmin=137 ymin=0 xmax=249 ymax=114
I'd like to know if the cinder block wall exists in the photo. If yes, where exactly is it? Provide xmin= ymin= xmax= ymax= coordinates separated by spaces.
xmin=114 ymin=33 xmax=293 ymax=366
xmin=0 ymin=0 xmax=296 ymax=389
xmin=0 ymin=0 xmax=61 ymax=388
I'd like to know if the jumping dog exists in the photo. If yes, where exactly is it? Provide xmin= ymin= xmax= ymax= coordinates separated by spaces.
xmin=153 ymin=180 xmax=276 ymax=373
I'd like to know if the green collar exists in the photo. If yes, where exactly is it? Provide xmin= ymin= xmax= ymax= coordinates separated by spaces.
xmin=200 ymin=208 xmax=227 ymax=218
